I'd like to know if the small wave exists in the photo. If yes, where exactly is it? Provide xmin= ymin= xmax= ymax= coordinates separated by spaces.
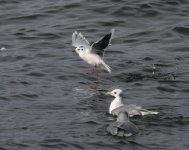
xmin=157 ymin=86 xmax=176 ymax=92
xmin=173 ymin=26 xmax=189 ymax=35
xmin=43 ymin=3 xmax=80 ymax=14
xmin=8 ymin=14 xmax=47 ymax=21
xmin=108 ymin=72 xmax=176 ymax=83
xmin=27 ymin=72 xmax=45 ymax=77
xmin=143 ymin=57 xmax=154 ymax=61
xmin=0 ymin=47 xmax=6 ymax=51
xmin=40 ymin=139 xmax=68 ymax=149
xmin=0 ymin=0 xmax=18 ymax=4
xmin=171 ymin=47 xmax=189 ymax=52
xmin=34 ymin=104 xmax=65 ymax=110
xmin=35 ymin=33 xmax=61 ymax=39
xmin=0 ymin=147 xmax=7 ymax=150
xmin=84 ymin=120 xmax=100 ymax=125
xmin=0 ymin=96 xmax=9 ymax=101
xmin=143 ymin=115 xmax=189 ymax=128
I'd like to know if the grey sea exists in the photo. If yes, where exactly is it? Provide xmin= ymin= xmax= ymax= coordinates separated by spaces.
xmin=0 ymin=0 xmax=189 ymax=150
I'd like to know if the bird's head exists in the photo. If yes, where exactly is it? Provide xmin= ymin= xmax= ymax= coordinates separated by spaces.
xmin=75 ymin=46 xmax=85 ymax=54
xmin=106 ymin=89 xmax=123 ymax=98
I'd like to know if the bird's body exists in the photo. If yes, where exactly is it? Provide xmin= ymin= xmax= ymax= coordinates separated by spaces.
xmin=106 ymin=89 xmax=159 ymax=117
xmin=78 ymin=51 xmax=103 ymax=66
xmin=107 ymin=111 xmax=138 ymax=137
xmin=72 ymin=29 xmax=114 ymax=76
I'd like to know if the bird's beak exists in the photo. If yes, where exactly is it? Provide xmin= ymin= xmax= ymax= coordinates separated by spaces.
xmin=105 ymin=91 xmax=113 ymax=96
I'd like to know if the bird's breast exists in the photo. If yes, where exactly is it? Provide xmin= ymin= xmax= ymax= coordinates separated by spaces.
xmin=109 ymin=100 xmax=124 ymax=114
xmin=80 ymin=53 xmax=102 ymax=65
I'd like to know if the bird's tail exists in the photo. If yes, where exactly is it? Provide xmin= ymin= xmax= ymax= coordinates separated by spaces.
xmin=140 ymin=110 xmax=159 ymax=116
xmin=101 ymin=62 xmax=111 ymax=73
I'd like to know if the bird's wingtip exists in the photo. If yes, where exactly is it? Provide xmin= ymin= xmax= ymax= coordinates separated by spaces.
xmin=72 ymin=31 xmax=77 ymax=36
xmin=109 ymin=29 xmax=115 ymax=44
xmin=73 ymin=31 xmax=79 ymax=35
xmin=111 ymin=29 xmax=115 ymax=37
xmin=111 ymin=28 xmax=115 ymax=33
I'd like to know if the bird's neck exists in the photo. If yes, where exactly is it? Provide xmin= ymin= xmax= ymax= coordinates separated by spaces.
xmin=79 ymin=51 xmax=85 ymax=58
xmin=79 ymin=51 xmax=90 ymax=60
xmin=114 ymin=96 xmax=123 ymax=103
xmin=109 ymin=96 xmax=124 ymax=114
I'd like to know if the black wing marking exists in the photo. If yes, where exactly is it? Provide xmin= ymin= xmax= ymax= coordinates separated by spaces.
xmin=91 ymin=29 xmax=114 ymax=57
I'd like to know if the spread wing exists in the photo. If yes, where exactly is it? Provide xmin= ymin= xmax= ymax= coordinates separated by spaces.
xmin=91 ymin=29 xmax=114 ymax=57
xmin=72 ymin=31 xmax=91 ymax=50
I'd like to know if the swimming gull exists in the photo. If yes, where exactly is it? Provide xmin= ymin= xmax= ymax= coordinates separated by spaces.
xmin=106 ymin=89 xmax=159 ymax=117
xmin=107 ymin=111 xmax=138 ymax=137
xmin=72 ymin=29 xmax=114 ymax=76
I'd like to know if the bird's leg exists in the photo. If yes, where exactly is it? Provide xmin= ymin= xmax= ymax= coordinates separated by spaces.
xmin=91 ymin=66 xmax=95 ymax=74
xmin=94 ymin=65 xmax=99 ymax=76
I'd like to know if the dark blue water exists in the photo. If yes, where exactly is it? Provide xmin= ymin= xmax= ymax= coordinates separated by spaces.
xmin=0 ymin=0 xmax=189 ymax=149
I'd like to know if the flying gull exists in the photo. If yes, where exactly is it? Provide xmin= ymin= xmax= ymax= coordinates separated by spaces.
xmin=107 ymin=111 xmax=139 ymax=137
xmin=72 ymin=29 xmax=114 ymax=76
xmin=106 ymin=89 xmax=159 ymax=117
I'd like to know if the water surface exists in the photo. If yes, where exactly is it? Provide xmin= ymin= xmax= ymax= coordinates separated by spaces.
xmin=0 ymin=0 xmax=189 ymax=149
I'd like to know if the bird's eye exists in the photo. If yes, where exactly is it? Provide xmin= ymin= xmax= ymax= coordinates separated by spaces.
xmin=114 ymin=92 xmax=117 ymax=94
xmin=81 ymin=49 xmax=83 ymax=51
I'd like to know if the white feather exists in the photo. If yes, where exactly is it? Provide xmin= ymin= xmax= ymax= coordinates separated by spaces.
xmin=71 ymin=30 xmax=113 ymax=73
xmin=72 ymin=31 xmax=90 ymax=50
